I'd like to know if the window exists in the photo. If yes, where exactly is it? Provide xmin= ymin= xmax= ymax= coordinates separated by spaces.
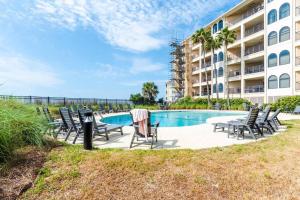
xmin=218 ymin=83 xmax=223 ymax=93
xmin=268 ymin=0 xmax=274 ymax=2
xmin=268 ymin=31 xmax=277 ymax=46
xmin=218 ymin=20 xmax=223 ymax=31
xmin=213 ymin=54 xmax=218 ymax=63
xmin=218 ymin=52 xmax=224 ymax=62
xmin=213 ymin=84 xmax=216 ymax=93
xmin=268 ymin=75 xmax=278 ymax=89
xmin=268 ymin=53 xmax=277 ymax=67
xmin=268 ymin=9 xmax=277 ymax=24
xmin=218 ymin=67 xmax=223 ymax=77
xmin=279 ymin=74 xmax=290 ymax=88
xmin=213 ymin=24 xmax=218 ymax=34
xmin=279 ymin=3 xmax=290 ymax=19
xmin=279 ymin=73 xmax=290 ymax=88
xmin=279 ymin=50 xmax=290 ymax=65
xmin=279 ymin=26 xmax=290 ymax=42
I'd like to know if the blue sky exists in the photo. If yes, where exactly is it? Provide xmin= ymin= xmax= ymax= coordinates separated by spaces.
xmin=0 ymin=0 xmax=240 ymax=99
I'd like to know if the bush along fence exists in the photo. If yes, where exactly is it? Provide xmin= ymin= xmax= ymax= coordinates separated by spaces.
xmin=0 ymin=95 xmax=132 ymax=106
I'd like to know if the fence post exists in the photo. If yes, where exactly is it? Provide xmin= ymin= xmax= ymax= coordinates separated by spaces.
xmin=64 ymin=97 xmax=66 ymax=106
xmin=29 ymin=96 xmax=32 ymax=104
xmin=105 ymin=99 xmax=108 ymax=106
xmin=47 ymin=96 xmax=50 ymax=105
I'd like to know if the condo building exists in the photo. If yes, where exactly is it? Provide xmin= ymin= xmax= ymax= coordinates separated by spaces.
xmin=181 ymin=0 xmax=299 ymax=104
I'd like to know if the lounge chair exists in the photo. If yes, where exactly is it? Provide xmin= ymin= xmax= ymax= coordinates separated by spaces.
xmin=267 ymin=109 xmax=281 ymax=130
xmin=242 ymin=103 xmax=250 ymax=111
xmin=228 ymin=107 xmax=261 ymax=139
xmin=36 ymin=107 xmax=42 ymax=115
xmin=42 ymin=107 xmax=64 ymax=137
xmin=293 ymin=106 xmax=300 ymax=114
xmin=214 ymin=103 xmax=222 ymax=110
xmin=255 ymin=106 xmax=275 ymax=135
xmin=78 ymin=109 xmax=123 ymax=140
xmin=59 ymin=107 xmax=83 ymax=144
xmin=129 ymin=110 xmax=159 ymax=149
xmin=213 ymin=107 xmax=261 ymax=139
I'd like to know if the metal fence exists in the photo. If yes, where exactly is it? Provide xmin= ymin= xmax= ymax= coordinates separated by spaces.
xmin=0 ymin=95 xmax=132 ymax=106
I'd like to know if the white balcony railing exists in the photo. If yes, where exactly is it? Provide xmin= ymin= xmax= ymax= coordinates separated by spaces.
xmin=245 ymin=43 xmax=264 ymax=56
xmin=245 ymin=85 xmax=264 ymax=93
xmin=245 ymin=64 xmax=264 ymax=74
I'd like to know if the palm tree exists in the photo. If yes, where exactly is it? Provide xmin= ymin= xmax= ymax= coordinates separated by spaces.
xmin=205 ymin=34 xmax=222 ymax=100
xmin=191 ymin=28 xmax=211 ymax=105
xmin=218 ymin=27 xmax=236 ymax=108
xmin=142 ymin=82 xmax=159 ymax=104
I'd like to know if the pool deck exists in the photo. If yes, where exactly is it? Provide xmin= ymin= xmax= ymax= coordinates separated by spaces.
xmin=60 ymin=110 xmax=300 ymax=150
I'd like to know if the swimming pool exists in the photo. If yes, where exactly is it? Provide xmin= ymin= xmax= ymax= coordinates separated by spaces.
xmin=100 ymin=111 xmax=244 ymax=127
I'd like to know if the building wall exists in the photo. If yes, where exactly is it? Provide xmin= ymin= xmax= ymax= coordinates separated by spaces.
xmin=183 ymin=0 xmax=296 ymax=104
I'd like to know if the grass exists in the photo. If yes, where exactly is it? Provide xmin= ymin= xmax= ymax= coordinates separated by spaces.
xmin=21 ymin=120 xmax=300 ymax=199
xmin=0 ymin=100 xmax=48 ymax=163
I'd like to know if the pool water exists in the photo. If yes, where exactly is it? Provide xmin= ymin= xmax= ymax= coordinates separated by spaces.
xmin=100 ymin=111 xmax=243 ymax=127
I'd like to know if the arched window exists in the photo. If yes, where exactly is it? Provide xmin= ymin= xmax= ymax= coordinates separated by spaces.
xmin=279 ymin=26 xmax=290 ymax=42
xmin=218 ymin=20 xmax=223 ymax=31
xmin=218 ymin=83 xmax=223 ymax=93
xmin=213 ymin=84 xmax=216 ymax=93
xmin=279 ymin=73 xmax=290 ymax=88
xmin=279 ymin=3 xmax=290 ymax=19
xmin=268 ymin=9 xmax=277 ymax=24
xmin=279 ymin=50 xmax=290 ymax=65
xmin=218 ymin=67 xmax=223 ymax=77
xmin=218 ymin=52 xmax=224 ymax=62
xmin=213 ymin=54 xmax=218 ymax=63
xmin=268 ymin=53 xmax=277 ymax=67
xmin=268 ymin=75 xmax=278 ymax=89
xmin=213 ymin=24 xmax=218 ymax=34
xmin=268 ymin=31 xmax=277 ymax=46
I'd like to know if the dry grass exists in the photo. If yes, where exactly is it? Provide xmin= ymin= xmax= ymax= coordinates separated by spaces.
xmin=22 ymin=121 xmax=300 ymax=200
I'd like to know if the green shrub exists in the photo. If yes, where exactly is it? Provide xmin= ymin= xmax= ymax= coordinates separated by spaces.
xmin=170 ymin=98 xmax=250 ymax=111
xmin=0 ymin=100 xmax=47 ymax=163
xmin=272 ymin=96 xmax=300 ymax=112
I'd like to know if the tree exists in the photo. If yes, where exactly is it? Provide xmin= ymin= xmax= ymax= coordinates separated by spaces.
xmin=205 ymin=34 xmax=222 ymax=100
xmin=218 ymin=27 xmax=236 ymax=108
xmin=129 ymin=93 xmax=144 ymax=105
xmin=191 ymin=28 xmax=212 ymax=105
xmin=142 ymin=82 xmax=159 ymax=104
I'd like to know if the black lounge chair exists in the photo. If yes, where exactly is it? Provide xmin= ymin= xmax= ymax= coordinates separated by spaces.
xmin=78 ymin=109 xmax=123 ymax=140
xmin=59 ymin=107 xmax=83 ymax=144
xmin=213 ymin=107 xmax=261 ymax=139
xmin=129 ymin=111 xmax=159 ymax=149
xmin=228 ymin=107 xmax=261 ymax=139
xmin=293 ymin=106 xmax=300 ymax=114
xmin=267 ymin=109 xmax=281 ymax=130
xmin=255 ymin=106 xmax=275 ymax=135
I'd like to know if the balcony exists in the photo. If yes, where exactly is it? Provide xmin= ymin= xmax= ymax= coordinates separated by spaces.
xmin=245 ymin=64 xmax=264 ymax=74
xmin=296 ymin=57 xmax=300 ymax=66
xmin=296 ymin=31 xmax=300 ymax=41
xmin=201 ymin=62 xmax=212 ymax=69
xmin=202 ymin=77 xmax=212 ymax=82
xmin=244 ymin=23 xmax=264 ymax=37
xmin=228 ymin=4 xmax=264 ymax=27
xmin=296 ymin=6 xmax=300 ymax=16
xmin=192 ymin=79 xmax=199 ymax=84
xmin=227 ymin=54 xmax=241 ymax=64
xmin=201 ymin=91 xmax=211 ymax=96
xmin=245 ymin=43 xmax=264 ymax=56
xmin=296 ymin=82 xmax=300 ymax=90
xmin=245 ymin=85 xmax=264 ymax=93
xmin=228 ymin=70 xmax=241 ymax=78
xmin=228 ymin=88 xmax=241 ymax=94
xmin=192 ymin=66 xmax=200 ymax=72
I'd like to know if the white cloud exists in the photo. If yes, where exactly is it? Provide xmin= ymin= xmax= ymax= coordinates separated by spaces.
xmin=130 ymin=58 xmax=164 ymax=74
xmin=30 ymin=0 xmax=236 ymax=52
xmin=0 ymin=55 xmax=62 ymax=93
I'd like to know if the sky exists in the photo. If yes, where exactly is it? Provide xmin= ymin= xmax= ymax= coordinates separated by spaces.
xmin=0 ymin=0 xmax=241 ymax=99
